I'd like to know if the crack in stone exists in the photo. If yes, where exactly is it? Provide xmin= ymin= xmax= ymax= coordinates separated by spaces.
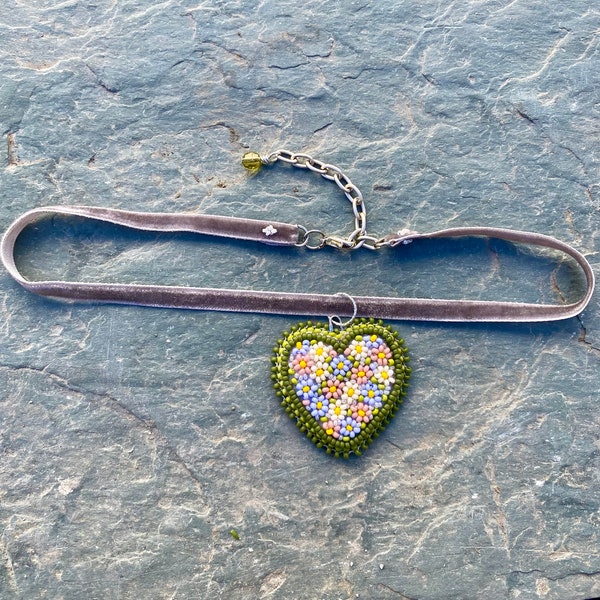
xmin=549 ymin=261 xmax=598 ymax=354
xmin=199 ymin=121 xmax=240 ymax=145
xmin=559 ymin=144 xmax=585 ymax=168
xmin=576 ymin=316 xmax=600 ymax=355
xmin=84 ymin=63 xmax=120 ymax=94
xmin=313 ymin=122 xmax=332 ymax=135
xmin=377 ymin=582 xmax=419 ymax=599
xmin=106 ymin=395 xmax=205 ymax=490
xmin=0 ymin=363 xmax=204 ymax=491
xmin=550 ymin=268 xmax=568 ymax=304
xmin=385 ymin=439 xmax=403 ymax=451
xmin=511 ymin=567 xmax=600 ymax=582
xmin=514 ymin=107 xmax=537 ymax=125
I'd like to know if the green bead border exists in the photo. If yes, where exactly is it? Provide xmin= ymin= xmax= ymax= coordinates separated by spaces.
xmin=271 ymin=318 xmax=411 ymax=458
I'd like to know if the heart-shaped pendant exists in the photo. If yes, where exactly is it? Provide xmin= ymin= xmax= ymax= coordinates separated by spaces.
xmin=271 ymin=318 xmax=410 ymax=458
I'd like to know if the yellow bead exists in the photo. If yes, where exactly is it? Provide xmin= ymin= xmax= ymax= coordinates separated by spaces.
xmin=241 ymin=151 xmax=262 ymax=173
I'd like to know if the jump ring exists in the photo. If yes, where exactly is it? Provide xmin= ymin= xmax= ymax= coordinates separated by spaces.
xmin=328 ymin=292 xmax=358 ymax=331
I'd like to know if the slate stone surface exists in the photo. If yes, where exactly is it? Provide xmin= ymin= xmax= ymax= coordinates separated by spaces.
xmin=1 ymin=1 xmax=599 ymax=599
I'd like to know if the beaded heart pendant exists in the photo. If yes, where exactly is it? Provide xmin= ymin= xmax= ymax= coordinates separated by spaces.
xmin=271 ymin=319 xmax=410 ymax=458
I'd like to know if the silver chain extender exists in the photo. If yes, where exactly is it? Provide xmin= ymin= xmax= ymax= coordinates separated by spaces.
xmin=259 ymin=150 xmax=388 ymax=251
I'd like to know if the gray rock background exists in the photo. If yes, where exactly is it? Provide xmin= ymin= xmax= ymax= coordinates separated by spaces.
xmin=1 ymin=1 xmax=599 ymax=599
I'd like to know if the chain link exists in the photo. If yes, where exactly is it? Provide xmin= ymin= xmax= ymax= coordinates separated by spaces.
xmin=263 ymin=149 xmax=369 ymax=250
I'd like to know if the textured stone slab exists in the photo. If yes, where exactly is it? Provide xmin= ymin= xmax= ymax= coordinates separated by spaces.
xmin=1 ymin=1 xmax=598 ymax=599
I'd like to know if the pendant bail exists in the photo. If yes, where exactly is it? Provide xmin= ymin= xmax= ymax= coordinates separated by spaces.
xmin=328 ymin=292 xmax=358 ymax=331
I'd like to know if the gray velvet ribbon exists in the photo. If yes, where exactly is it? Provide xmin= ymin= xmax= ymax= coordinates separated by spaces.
xmin=1 ymin=205 xmax=594 ymax=323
